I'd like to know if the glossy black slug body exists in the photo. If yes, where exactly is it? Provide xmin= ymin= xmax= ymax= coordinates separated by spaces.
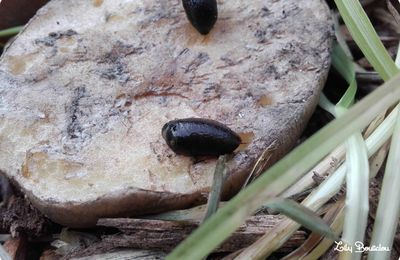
xmin=182 ymin=0 xmax=218 ymax=35
xmin=162 ymin=118 xmax=241 ymax=156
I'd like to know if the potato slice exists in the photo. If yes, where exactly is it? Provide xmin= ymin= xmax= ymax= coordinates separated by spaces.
xmin=0 ymin=0 xmax=332 ymax=227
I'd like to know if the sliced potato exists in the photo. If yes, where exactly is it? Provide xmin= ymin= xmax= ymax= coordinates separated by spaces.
xmin=0 ymin=0 xmax=332 ymax=227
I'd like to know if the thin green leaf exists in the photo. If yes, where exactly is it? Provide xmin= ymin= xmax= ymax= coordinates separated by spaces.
xmin=236 ymin=105 xmax=397 ymax=259
xmin=282 ymin=199 xmax=345 ymax=260
xmin=369 ymin=103 xmax=400 ymax=260
xmin=304 ymin=203 xmax=345 ymax=260
xmin=319 ymin=44 xmax=355 ymax=116
xmin=334 ymin=0 xmax=399 ymax=81
xmin=279 ymin=144 xmax=345 ymax=200
xmin=341 ymin=133 xmax=370 ymax=260
xmin=203 ymin=156 xmax=227 ymax=222
xmin=319 ymin=93 xmax=336 ymax=117
xmin=332 ymin=12 xmax=353 ymax=59
xmin=142 ymin=204 xmax=209 ymax=222
xmin=0 ymin=26 xmax=23 ymax=37
xmin=331 ymin=44 xmax=357 ymax=109
xmin=166 ymin=72 xmax=400 ymax=260
xmin=266 ymin=198 xmax=339 ymax=241
xmin=331 ymin=42 xmax=369 ymax=260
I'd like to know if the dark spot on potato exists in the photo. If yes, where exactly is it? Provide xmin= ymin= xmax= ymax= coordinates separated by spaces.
xmin=67 ymin=87 xmax=86 ymax=139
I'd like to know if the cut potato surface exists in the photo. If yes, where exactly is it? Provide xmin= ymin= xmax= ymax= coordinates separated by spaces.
xmin=0 ymin=0 xmax=332 ymax=227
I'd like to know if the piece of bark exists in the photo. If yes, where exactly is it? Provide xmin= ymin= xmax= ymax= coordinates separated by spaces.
xmin=0 ymin=0 xmax=332 ymax=227
xmin=3 ymin=237 xmax=27 ymax=260
xmin=63 ymin=215 xmax=307 ymax=258
xmin=70 ymin=249 xmax=166 ymax=260
xmin=92 ymin=216 xmax=306 ymax=253
xmin=0 ymin=196 xmax=57 ymax=237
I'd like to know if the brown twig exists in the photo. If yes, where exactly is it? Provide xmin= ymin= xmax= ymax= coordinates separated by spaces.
xmin=64 ymin=216 xmax=307 ymax=258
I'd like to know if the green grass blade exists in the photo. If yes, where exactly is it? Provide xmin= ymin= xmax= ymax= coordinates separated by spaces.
xmin=334 ymin=0 xmax=399 ymax=80
xmin=142 ymin=204 xmax=209 ymax=221
xmin=330 ymin=42 xmax=369 ymax=260
xmin=333 ymin=12 xmax=353 ymax=59
xmin=341 ymin=134 xmax=369 ymax=260
xmin=319 ymin=93 xmax=336 ymax=117
xmin=369 ymin=110 xmax=400 ymax=260
xmin=166 ymin=73 xmax=400 ymax=260
xmin=266 ymin=198 xmax=338 ymax=241
xmin=319 ymin=44 xmax=355 ymax=116
xmin=236 ymin=125 xmax=394 ymax=259
xmin=331 ymin=44 xmax=356 ymax=109
xmin=368 ymin=47 xmax=400 ymax=260
xmin=203 ymin=156 xmax=226 ymax=222
xmin=304 ymin=205 xmax=345 ymax=260
xmin=0 ymin=26 xmax=23 ymax=37
xmin=236 ymin=105 xmax=397 ymax=260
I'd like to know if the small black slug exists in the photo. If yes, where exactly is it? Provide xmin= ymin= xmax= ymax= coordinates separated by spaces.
xmin=162 ymin=118 xmax=241 ymax=156
xmin=182 ymin=0 xmax=218 ymax=35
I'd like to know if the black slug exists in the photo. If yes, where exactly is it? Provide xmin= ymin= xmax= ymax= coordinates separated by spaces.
xmin=182 ymin=0 xmax=218 ymax=35
xmin=162 ymin=118 xmax=241 ymax=156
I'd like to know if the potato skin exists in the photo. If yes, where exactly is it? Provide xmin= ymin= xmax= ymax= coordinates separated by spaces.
xmin=182 ymin=0 xmax=218 ymax=35
xmin=162 ymin=118 xmax=241 ymax=156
